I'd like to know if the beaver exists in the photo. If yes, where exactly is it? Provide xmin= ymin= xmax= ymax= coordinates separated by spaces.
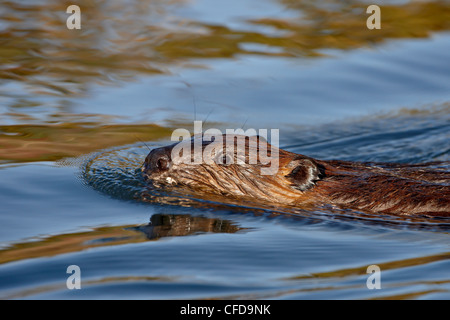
xmin=142 ymin=134 xmax=450 ymax=217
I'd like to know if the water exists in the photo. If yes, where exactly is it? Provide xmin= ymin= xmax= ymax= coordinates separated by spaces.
xmin=0 ymin=0 xmax=449 ymax=300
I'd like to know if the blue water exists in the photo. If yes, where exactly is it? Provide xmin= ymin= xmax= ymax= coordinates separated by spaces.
xmin=1 ymin=106 xmax=449 ymax=299
xmin=0 ymin=0 xmax=449 ymax=300
xmin=73 ymin=33 xmax=450 ymax=128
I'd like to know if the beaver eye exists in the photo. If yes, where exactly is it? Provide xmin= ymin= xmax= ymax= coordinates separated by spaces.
xmin=157 ymin=157 xmax=170 ymax=171
xmin=215 ymin=152 xmax=232 ymax=165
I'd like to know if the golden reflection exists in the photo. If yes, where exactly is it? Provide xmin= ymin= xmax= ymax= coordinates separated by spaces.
xmin=0 ymin=214 xmax=243 ymax=265
xmin=2 ymin=0 xmax=450 ymax=163
xmin=1 ymin=0 xmax=450 ymax=101
xmin=2 ymin=275 xmax=175 ymax=300
xmin=0 ymin=122 xmax=172 ymax=162
xmin=210 ymin=252 xmax=450 ymax=300
xmin=287 ymin=252 xmax=450 ymax=280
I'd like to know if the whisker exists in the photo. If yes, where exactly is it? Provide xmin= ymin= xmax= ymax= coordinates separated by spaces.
xmin=193 ymin=95 xmax=197 ymax=121
xmin=134 ymin=135 xmax=152 ymax=168
xmin=134 ymin=135 xmax=152 ymax=152
xmin=203 ymin=108 xmax=215 ymax=128
xmin=241 ymin=116 xmax=249 ymax=130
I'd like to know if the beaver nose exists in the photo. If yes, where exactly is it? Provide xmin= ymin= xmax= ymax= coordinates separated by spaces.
xmin=144 ymin=147 xmax=172 ymax=173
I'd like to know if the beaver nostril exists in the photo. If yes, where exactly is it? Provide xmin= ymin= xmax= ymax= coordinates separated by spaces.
xmin=144 ymin=147 xmax=172 ymax=173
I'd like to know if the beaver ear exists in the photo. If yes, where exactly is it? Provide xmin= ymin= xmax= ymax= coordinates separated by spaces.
xmin=285 ymin=158 xmax=322 ymax=191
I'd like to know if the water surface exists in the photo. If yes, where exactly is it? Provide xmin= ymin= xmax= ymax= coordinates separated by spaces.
xmin=0 ymin=0 xmax=449 ymax=300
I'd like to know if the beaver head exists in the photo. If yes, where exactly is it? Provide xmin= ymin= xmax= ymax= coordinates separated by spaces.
xmin=142 ymin=134 xmax=323 ymax=205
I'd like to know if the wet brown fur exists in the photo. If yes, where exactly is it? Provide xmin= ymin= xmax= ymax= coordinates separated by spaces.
xmin=313 ymin=160 xmax=450 ymax=216
xmin=142 ymin=134 xmax=450 ymax=217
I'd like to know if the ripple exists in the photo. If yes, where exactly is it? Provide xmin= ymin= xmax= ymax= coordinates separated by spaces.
xmin=81 ymin=143 xmax=154 ymax=201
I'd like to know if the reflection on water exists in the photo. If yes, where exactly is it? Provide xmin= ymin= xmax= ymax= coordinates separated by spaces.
xmin=213 ymin=251 xmax=450 ymax=300
xmin=1 ymin=0 xmax=450 ymax=125
xmin=1 ymin=0 xmax=450 ymax=162
xmin=0 ymin=122 xmax=172 ymax=163
xmin=287 ymin=252 xmax=450 ymax=282
xmin=0 ymin=213 xmax=243 ymax=265
xmin=132 ymin=213 xmax=244 ymax=240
